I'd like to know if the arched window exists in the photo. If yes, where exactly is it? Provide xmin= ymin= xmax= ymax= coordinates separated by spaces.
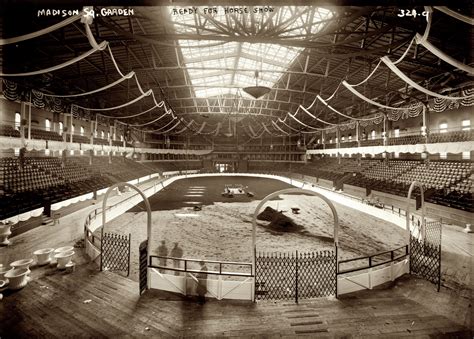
xmin=101 ymin=131 xmax=105 ymax=139
xmin=348 ymin=134 xmax=352 ymax=140
xmin=45 ymin=118 xmax=51 ymax=132
xmin=394 ymin=128 xmax=400 ymax=137
xmin=58 ymin=122 xmax=64 ymax=135
xmin=71 ymin=124 xmax=75 ymax=134
xmin=462 ymin=119 xmax=471 ymax=131
xmin=15 ymin=112 xmax=21 ymax=130
xmin=80 ymin=126 xmax=85 ymax=136
xmin=120 ymin=135 xmax=124 ymax=142
xmin=371 ymin=130 xmax=376 ymax=139
xmin=439 ymin=123 xmax=448 ymax=134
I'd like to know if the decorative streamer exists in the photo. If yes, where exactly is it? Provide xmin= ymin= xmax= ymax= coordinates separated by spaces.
xmin=39 ymin=72 xmax=135 ymax=98
xmin=0 ymin=14 xmax=82 ymax=45
xmin=155 ymin=120 xmax=182 ymax=135
xmin=272 ymin=120 xmax=290 ymax=135
xmin=434 ymin=6 xmax=474 ymax=25
xmin=76 ymin=89 xmax=152 ymax=111
xmin=108 ymin=44 xmax=125 ymax=78
xmin=381 ymin=56 xmax=474 ymax=100
xmin=278 ymin=118 xmax=300 ymax=132
xmin=342 ymin=80 xmax=407 ymax=110
xmin=316 ymin=95 xmax=384 ymax=121
xmin=348 ymin=60 xmax=383 ymax=87
xmin=141 ymin=116 xmax=178 ymax=133
xmin=196 ymin=122 xmax=207 ymax=134
xmin=287 ymin=112 xmax=324 ymax=130
xmin=415 ymin=34 xmax=474 ymax=75
xmin=0 ymin=41 xmax=108 ymax=77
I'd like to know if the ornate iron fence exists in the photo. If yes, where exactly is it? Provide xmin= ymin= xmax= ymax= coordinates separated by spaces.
xmin=255 ymin=249 xmax=337 ymax=302
xmin=101 ymin=232 xmax=131 ymax=276
xmin=410 ymin=221 xmax=441 ymax=291
xmin=139 ymin=240 xmax=148 ymax=295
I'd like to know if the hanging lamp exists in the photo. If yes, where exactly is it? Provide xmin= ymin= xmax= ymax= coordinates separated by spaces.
xmin=243 ymin=70 xmax=271 ymax=99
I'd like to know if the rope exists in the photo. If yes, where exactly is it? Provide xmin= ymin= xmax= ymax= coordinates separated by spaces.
xmin=0 ymin=41 xmax=108 ymax=77
xmin=278 ymin=117 xmax=300 ymax=132
xmin=381 ymin=57 xmax=474 ymax=99
xmin=0 ymin=14 xmax=82 ymax=45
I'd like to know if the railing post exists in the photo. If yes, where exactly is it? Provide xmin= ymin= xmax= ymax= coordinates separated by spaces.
xmin=368 ymin=256 xmax=372 ymax=268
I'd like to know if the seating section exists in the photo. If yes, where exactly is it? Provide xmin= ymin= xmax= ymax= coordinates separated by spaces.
xmin=0 ymin=124 xmax=21 ymax=138
xmin=30 ymin=128 xmax=63 ymax=141
xmin=0 ymin=156 xmax=192 ymax=220
xmin=429 ymin=130 xmax=473 ymax=144
xmin=388 ymin=135 xmax=424 ymax=145
xmin=360 ymin=138 xmax=383 ymax=147
xmin=293 ymin=158 xmax=473 ymax=212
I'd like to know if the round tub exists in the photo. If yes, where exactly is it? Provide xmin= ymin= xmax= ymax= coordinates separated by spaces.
xmin=0 ymin=223 xmax=12 ymax=246
xmin=10 ymin=259 xmax=34 ymax=275
xmin=54 ymin=251 xmax=75 ymax=270
xmin=54 ymin=246 xmax=74 ymax=254
xmin=0 ymin=265 xmax=11 ymax=281
xmin=33 ymin=248 xmax=55 ymax=266
xmin=5 ymin=268 xmax=29 ymax=290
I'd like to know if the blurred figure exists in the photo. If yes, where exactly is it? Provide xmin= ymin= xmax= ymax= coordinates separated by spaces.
xmin=157 ymin=240 xmax=168 ymax=273
xmin=196 ymin=261 xmax=208 ymax=304
xmin=170 ymin=242 xmax=183 ymax=275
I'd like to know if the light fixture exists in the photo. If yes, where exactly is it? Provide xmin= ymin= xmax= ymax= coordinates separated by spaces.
xmin=243 ymin=71 xmax=271 ymax=99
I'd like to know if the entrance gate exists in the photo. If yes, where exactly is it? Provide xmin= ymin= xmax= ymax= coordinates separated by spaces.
xmin=410 ymin=220 xmax=442 ymax=291
xmin=255 ymin=249 xmax=337 ymax=302
xmin=101 ymin=232 xmax=131 ymax=276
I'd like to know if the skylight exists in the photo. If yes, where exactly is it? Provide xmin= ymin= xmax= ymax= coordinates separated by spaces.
xmin=170 ymin=6 xmax=333 ymax=98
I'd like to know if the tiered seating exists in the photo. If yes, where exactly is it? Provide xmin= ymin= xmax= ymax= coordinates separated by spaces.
xmin=363 ymin=160 xmax=419 ymax=181
xmin=388 ymin=135 xmax=424 ymax=145
xmin=93 ymin=138 xmax=109 ymax=145
xmin=429 ymin=130 xmax=473 ymax=143
xmin=360 ymin=138 xmax=383 ymax=146
xmin=395 ymin=161 xmax=472 ymax=190
xmin=0 ymin=124 xmax=20 ymax=138
xmin=30 ymin=128 xmax=63 ymax=141
xmin=340 ymin=141 xmax=358 ymax=148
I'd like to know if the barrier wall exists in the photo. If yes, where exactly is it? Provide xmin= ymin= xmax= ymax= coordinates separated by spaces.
xmin=149 ymin=268 xmax=253 ymax=301
xmin=337 ymin=259 xmax=409 ymax=295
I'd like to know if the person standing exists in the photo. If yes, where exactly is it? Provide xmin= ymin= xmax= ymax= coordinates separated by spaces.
xmin=170 ymin=242 xmax=183 ymax=275
xmin=157 ymin=240 xmax=168 ymax=273
xmin=196 ymin=261 xmax=208 ymax=304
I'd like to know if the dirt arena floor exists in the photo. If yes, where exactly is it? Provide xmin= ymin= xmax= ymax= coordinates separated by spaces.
xmin=103 ymin=176 xmax=406 ymax=281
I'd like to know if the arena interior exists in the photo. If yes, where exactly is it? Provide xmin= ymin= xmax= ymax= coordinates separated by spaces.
xmin=0 ymin=2 xmax=473 ymax=338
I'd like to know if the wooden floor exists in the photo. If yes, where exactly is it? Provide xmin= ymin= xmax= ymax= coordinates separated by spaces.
xmin=1 ymin=258 xmax=471 ymax=338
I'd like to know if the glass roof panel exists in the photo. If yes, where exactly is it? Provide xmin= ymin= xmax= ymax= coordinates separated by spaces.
xmin=170 ymin=7 xmax=333 ymax=98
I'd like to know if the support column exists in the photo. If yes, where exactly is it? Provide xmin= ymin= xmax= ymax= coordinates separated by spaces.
xmin=27 ymin=100 xmax=31 ymax=141
xmin=422 ymin=105 xmax=429 ymax=143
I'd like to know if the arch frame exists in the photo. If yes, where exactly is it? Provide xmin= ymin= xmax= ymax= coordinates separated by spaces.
xmin=406 ymin=181 xmax=426 ymax=243
xmin=251 ymin=188 xmax=340 ymax=299
xmin=100 ymin=182 xmax=153 ymax=281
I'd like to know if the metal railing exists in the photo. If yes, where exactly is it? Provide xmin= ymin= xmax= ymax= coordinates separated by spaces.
xmin=337 ymin=245 xmax=409 ymax=275
xmin=149 ymin=255 xmax=253 ymax=277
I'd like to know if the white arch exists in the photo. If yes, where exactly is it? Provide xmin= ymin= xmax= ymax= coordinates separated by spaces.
xmin=251 ymin=187 xmax=340 ymax=299
xmin=101 ymin=182 xmax=152 ymax=275
xmin=406 ymin=181 xmax=426 ymax=243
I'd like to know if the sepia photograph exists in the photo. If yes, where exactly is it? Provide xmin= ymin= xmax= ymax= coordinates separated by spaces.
xmin=0 ymin=0 xmax=472 ymax=337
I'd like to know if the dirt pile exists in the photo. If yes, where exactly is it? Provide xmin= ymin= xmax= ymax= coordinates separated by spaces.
xmin=257 ymin=206 xmax=301 ymax=231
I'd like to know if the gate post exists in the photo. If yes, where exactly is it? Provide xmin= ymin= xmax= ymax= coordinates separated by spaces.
xmin=295 ymin=250 xmax=298 ymax=304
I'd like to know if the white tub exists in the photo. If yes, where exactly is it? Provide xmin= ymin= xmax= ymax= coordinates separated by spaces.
xmin=54 ymin=246 xmax=74 ymax=254
xmin=0 ymin=265 xmax=10 ymax=282
xmin=0 ymin=223 xmax=12 ymax=245
xmin=33 ymin=248 xmax=55 ymax=266
xmin=10 ymin=259 xmax=34 ymax=275
xmin=54 ymin=251 xmax=75 ymax=270
xmin=5 ymin=268 xmax=29 ymax=290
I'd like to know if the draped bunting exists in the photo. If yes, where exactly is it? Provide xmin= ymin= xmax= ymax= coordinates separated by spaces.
xmin=342 ymin=80 xmax=407 ymax=111
xmin=307 ymin=141 xmax=474 ymax=156
xmin=75 ymin=89 xmax=152 ymax=111
xmin=316 ymin=95 xmax=383 ymax=121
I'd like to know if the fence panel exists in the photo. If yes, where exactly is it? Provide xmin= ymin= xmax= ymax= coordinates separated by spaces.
xmin=255 ymin=249 xmax=336 ymax=302
xmin=410 ymin=221 xmax=441 ymax=291
xmin=101 ymin=232 xmax=131 ymax=276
